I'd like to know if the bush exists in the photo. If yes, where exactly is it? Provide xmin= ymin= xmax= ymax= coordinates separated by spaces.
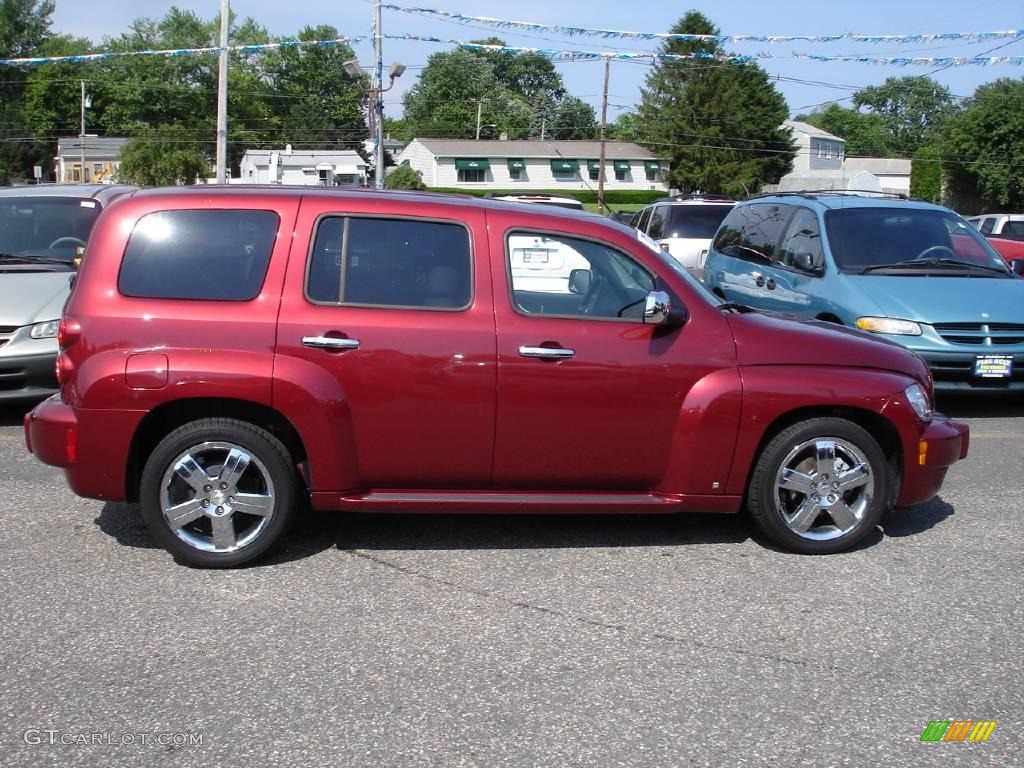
xmin=910 ymin=146 xmax=942 ymax=204
xmin=383 ymin=164 xmax=426 ymax=190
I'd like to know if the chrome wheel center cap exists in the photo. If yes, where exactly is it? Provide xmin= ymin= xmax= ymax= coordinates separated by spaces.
xmin=211 ymin=489 xmax=227 ymax=506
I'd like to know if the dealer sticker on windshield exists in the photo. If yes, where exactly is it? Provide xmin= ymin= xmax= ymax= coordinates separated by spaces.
xmin=974 ymin=355 xmax=1013 ymax=378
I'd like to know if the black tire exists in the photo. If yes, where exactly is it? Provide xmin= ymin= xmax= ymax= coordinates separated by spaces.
xmin=747 ymin=417 xmax=891 ymax=555
xmin=139 ymin=418 xmax=297 ymax=567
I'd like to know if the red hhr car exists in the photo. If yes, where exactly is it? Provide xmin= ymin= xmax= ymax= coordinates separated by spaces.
xmin=25 ymin=187 xmax=968 ymax=567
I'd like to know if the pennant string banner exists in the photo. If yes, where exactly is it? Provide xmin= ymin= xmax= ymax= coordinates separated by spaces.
xmin=381 ymin=4 xmax=1023 ymax=45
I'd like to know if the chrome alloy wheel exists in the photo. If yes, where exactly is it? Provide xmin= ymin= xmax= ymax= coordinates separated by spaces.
xmin=773 ymin=437 xmax=875 ymax=541
xmin=159 ymin=441 xmax=276 ymax=553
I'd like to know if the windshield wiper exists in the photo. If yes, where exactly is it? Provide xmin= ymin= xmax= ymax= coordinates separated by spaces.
xmin=718 ymin=301 xmax=757 ymax=313
xmin=862 ymin=258 xmax=1008 ymax=275
xmin=0 ymin=252 xmax=75 ymax=267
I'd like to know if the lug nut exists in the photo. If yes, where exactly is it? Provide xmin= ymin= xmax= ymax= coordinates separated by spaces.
xmin=204 ymin=484 xmax=212 ymax=492
xmin=220 ymin=482 xmax=228 ymax=490
xmin=827 ymin=495 xmax=835 ymax=503
xmin=201 ymin=499 xmax=209 ymax=507
xmin=216 ymin=506 xmax=224 ymax=514
xmin=228 ymin=496 xmax=234 ymax=503
xmin=813 ymin=495 xmax=821 ymax=502
xmin=832 ymin=482 xmax=839 ymax=490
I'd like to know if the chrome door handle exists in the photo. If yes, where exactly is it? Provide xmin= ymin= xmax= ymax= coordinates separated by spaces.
xmin=302 ymin=336 xmax=361 ymax=350
xmin=519 ymin=346 xmax=575 ymax=360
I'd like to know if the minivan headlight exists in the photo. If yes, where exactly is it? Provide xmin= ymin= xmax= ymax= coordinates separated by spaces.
xmin=905 ymin=383 xmax=933 ymax=420
xmin=29 ymin=320 xmax=60 ymax=339
xmin=855 ymin=317 xmax=922 ymax=336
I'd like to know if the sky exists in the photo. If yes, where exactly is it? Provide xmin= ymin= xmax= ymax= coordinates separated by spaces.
xmin=49 ymin=0 xmax=1024 ymax=124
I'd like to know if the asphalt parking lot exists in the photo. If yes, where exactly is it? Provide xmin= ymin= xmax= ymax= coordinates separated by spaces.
xmin=0 ymin=396 xmax=1021 ymax=767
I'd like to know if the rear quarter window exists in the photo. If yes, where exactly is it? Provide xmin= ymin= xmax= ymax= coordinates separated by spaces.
xmin=118 ymin=209 xmax=278 ymax=300
xmin=712 ymin=203 xmax=792 ymax=262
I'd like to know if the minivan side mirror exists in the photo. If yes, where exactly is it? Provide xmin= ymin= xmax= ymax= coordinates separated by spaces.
xmin=568 ymin=268 xmax=592 ymax=294
xmin=1009 ymin=258 xmax=1024 ymax=276
xmin=793 ymin=251 xmax=823 ymax=274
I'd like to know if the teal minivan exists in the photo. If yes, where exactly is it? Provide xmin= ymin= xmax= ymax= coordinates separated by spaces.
xmin=704 ymin=193 xmax=1024 ymax=393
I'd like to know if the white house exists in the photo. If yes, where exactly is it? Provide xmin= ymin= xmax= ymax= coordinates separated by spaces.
xmin=55 ymin=136 xmax=129 ymax=183
xmin=396 ymin=139 xmax=670 ymax=192
xmin=238 ymin=145 xmax=367 ymax=186
xmin=770 ymin=121 xmax=912 ymax=195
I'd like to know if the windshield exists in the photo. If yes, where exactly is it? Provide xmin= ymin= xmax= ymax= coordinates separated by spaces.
xmin=636 ymin=230 xmax=721 ymax=305
xmin=0 ymin=197 xmax=100 ymax=262
xmin=665 ymin=204 xmax=733 ymax=239
xmin=825 ymin=207 xmax=1009 ymax=274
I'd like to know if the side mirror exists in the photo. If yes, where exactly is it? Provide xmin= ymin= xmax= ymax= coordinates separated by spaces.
xmin=568 ymin=268 xmax=592 ymax=294
xmin=793 ymin=251 xmax=822 ymax=274
xmin=643 ymin=290 xmax=687 ymax=327
xmin=1009 ymin=258 xmax=1024 ymax=276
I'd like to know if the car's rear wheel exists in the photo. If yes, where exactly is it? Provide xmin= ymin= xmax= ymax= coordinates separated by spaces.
xmin=140 ymin=418 xmax=297 ymax=567
xmin=747 ymin=418 xmax=891 ymax=554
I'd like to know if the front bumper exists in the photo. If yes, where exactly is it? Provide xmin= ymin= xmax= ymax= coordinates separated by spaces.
xmin=0 ymin=351 xmax=57 ymax=403
xmin=917 ymin=351 xmax=1024 ymax=392
xmin=896 ymin=413 xmax=970 ymax=507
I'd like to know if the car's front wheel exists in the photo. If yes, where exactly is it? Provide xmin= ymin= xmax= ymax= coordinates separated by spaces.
xmin=747 ymin=418 xmax=891 ymax=554
xmin=139 ymin=418 xmax=297 ymax=567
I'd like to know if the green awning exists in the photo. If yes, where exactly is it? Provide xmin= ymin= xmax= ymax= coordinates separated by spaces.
xmin=643 ymin=160 xmax=661 ymax=171
xmin=586 ymin=160 xmax=602 ymax=172
xmin=613 ymin=160 xmax=631 ymax=172
xmin=550 ymin=159 xmax=580 ymax=171
xmin=454 ymin=158 xmax=490 ymax=170
xmin=506 ymin=159 xmax=525 ymax=170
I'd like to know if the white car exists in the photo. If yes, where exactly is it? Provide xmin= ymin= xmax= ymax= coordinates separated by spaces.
xmin=967 ymin=213 xmax=1024 ymax=238
xmin=631 ymin=195 xmax=735 ymax=274
xmin=489 ymin=193 xmax=585 ymax=211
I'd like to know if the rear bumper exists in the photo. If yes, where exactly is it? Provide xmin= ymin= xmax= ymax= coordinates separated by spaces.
xmin=896 ymin=413 xmax=969 ymax=507
xmin=25 ymin=396 xmax=141 ymax=501
xmin=0 ymin=351 xmax=58 ymax=403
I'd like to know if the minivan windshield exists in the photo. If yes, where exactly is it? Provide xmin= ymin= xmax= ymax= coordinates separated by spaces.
xmin=0 ymin=197 xmax=99 ymax=263
xmin=825 ymin=207 xmax=1009 ymax=275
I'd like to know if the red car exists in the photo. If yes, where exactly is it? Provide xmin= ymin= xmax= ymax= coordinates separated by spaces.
xmin=24 ymin=187 xmax=968 ymax=566
xmin=987 ymin=236 xmax=1024 ymax=264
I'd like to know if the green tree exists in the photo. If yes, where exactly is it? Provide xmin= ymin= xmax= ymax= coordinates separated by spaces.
xmin=942 ymin=78 xmax=1024 ymax=211
xmin=383 ymin=163 xmax=426 ymax=190
xmin=910 ymin=146 xmax=942 ymax=203
xmin=117 ymin=125 xmax=210 ymax=185
xmin=636 ymin=11 xmax=794 ymax=195
xmin=607 ymin=112 xmax=642 ymax=141
xmin=549 ymin=96 xmax=598 ymax=140
xmin=853 ymin=76 xmax=958 ymax=156
xmin=798 ymin=103 xmax=892 ymax=156
xmin=0 ymin=0 xmax=56 ymax=181
xmin=402 ymin=47 xmax=531 ymax=139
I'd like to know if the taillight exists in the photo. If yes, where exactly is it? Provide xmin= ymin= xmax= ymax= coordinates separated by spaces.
xmin=57 ymin=318 xmax=81 ymax=350
xmin=55 ymin=354 xmax=72 ymax=385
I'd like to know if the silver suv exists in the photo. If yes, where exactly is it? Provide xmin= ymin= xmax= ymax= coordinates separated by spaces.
xmin=631 ymin=195 xmax=735 ymax=275
xmin=0 ymin=183 xmax=135 ymax=403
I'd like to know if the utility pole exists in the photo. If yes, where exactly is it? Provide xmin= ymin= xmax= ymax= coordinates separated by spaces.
xmin=215 ymin=0 xmax=230 ymax=184
xmin=597 ymin=57 xmax=610 ymax=215
xmin=79 ymin=80 xmax=86 ymax=183
xmin=374 ymin=0 xmax=385 ymax=189
xmin=475 ymin=100 xmax=483 ymax=140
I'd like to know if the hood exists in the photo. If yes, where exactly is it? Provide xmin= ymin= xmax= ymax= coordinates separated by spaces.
xmin=0 ymin=272 xmax=72 ymax=326
xmin=848 ymin=274 xmax=1024 ymax=324
xmin=726 ymin=310 xmax=930 ymax=387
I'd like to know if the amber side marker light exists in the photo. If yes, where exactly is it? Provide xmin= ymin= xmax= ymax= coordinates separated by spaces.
xmin=918 ymin=440 xmax=928 ymax=466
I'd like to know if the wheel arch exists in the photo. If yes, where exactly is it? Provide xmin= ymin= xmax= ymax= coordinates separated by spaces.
xmin=125 ymin=398 xmax=308 ymax=502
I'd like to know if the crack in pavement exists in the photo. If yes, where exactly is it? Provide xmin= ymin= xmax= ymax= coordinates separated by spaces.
xmin=343 ymin=548 xmax=840 ymax=673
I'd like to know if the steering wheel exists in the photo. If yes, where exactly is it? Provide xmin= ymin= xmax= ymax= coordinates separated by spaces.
xmin=49 ymin=236 xmax=86 ymax=250
xmin=913 ymin=245 xmax=955 ymax=261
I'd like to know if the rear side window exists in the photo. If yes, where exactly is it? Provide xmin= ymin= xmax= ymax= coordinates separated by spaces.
xmin=665 ymin=204 xmax=733 ymax=239
xmin=636 ymin=207 xmax=652 ymax=233
xmin=712 ymin=203 xmax=792 ymax=263
xmin=647 ymin=205 xmax=666 ymax=238
xmin=979 ymin=218 xmax=995 ymax=234
xmin=307 ymin=217 xmax=471 ymax=309
xmin=119 ymin=210 xmax=278 ymax=300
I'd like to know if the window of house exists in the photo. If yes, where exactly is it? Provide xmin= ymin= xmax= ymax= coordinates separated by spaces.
xmin=307 ymin=216 xmax=471 ymax=309
xmin=458 ymin=168 xmax=486 ymax=183
xmin=644 ymin=163 xmax=660 ymax=182
xmin=509 ymin=168 xmax=523 ymax=181
xmin=119 ymin=210 xmax=279 ymax=301
xmin=552 ymin=168 xmax=576 ymax=181
xmin=71 ymin=167 xmax=81 ymax=182
xmin=318 ymin=169 xmax=331 ymax=186
xmin=588 ymin=168 xmax=600 ymax=181
xmin=615 ymin=168 xmax=627 ymax=181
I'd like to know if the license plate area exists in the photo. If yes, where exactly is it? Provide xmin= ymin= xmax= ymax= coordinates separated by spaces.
xmin=974 ymin=355 xmax=1013 ymax=378
xmin=522 ymin=249 xmax=550 ymax=264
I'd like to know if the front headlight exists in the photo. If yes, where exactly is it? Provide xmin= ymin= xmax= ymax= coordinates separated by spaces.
xmin=856 ymin=316 xmax=922 ymax=336
xmin=905 ymin=383 xmax=933 ymax=420
xmin=29 ymin=320 xmax=60 ymax=339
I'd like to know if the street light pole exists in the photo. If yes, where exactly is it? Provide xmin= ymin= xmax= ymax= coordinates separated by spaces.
xmin=215 ymin=0 xmax=230 ymax=184
xmin=374 ymin=0 xmax=385 ymax=189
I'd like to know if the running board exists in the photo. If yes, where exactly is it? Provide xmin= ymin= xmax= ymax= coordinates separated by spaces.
xmin=313 ymin=490 xmax=688 ymax=514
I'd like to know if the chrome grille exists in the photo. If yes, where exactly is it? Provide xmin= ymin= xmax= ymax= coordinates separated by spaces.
xmin=934 ymin=322 xmax=1024 ymax=346
xmin=0 ymin=326 xmax=16 ymax=350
